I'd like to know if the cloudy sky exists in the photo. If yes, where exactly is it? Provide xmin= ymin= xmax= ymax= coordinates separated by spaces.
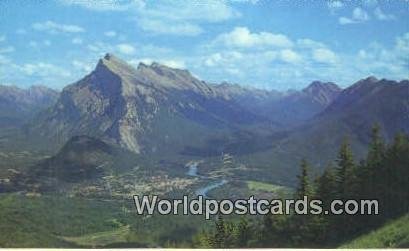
xmin=0 ymin=0 xmax=408 ymax=90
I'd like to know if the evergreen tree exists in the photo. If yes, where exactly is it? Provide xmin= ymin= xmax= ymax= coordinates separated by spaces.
xmin=292 ymin=159 xmax=317 ymax=246
xmin=260 ymin=214 xmax=293 ymax=247
xmin=295 ymin=158 xmax=312 ymax=200
xmin=314 ymin=166 xmax=338 ymax=244
xmin=381 ymin=133 xmax=409 ymax=218
xmin=315 ymin=166 xmax=337 ymax=211
xmin=335 ymin=138 xmax=356 ymax=200
xmin=367 ymin=124 xmax=385 ymax=166
xmin=334 ymin=138 xmax=359 ymax=239
xmin=212 ymin=214 xmax=226 ymax=248
xmin=235 ymin=217 xmax=250 ymax=247
xmin=361 ymin=124 xmax=386 ymax=199
xmin=259 ymin=214 xmax=274 ymax=247
xmin=197 ymin=129 xmax=409 ymax=248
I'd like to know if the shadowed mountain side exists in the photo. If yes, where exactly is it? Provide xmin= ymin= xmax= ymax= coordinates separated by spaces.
xmin=259 ymin=77 xmax=409 ymax=183
xmin=3 ymin=135 xmax=143 ymax=193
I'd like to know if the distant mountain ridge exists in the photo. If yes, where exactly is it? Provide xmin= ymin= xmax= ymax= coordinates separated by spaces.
xmin=0 ymin=85 xmax=58 ymax=126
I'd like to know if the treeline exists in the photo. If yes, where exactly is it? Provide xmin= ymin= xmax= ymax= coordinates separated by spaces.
xmin=194 ymin=125 xmax=409 ymax=248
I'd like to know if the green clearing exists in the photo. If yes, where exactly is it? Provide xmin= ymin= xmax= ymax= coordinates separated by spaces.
xmin=61 ymin=225 xmax=130 ymax=247
xmin=246 ymin=180 xmax=290 ymax=194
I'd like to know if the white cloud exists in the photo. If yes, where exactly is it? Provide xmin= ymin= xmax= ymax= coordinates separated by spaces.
xmin=59 ymin=0 xmax=144 ymax=11
xmin=211 ymin=27 xmax=293 ymax=49
xmin=339 ymin=17 xmax=355 ymax=25
xmin=363 ymin=0 xmax=378 ymax=8
xmin=26 ymin=40 xmax=51 ymax=48
xmin=204 ymin=51 xmax=243 ymax=67
xmin=297 ymin=38 xmax=326 ymax=49
xmin=342 ymin=33 xmax=409 ymax=81
xmin=374 ymin=7 xmax=395 ymax=21
xmin=32 ymin=20 xmax=85 ymax=34
xmin=194 ymin=30 xmax=350 ymax=88
xmin=0 ymin=54 xmax=11 ymax=64
xmin=18 ymin=62 xmax=71 ymax=77
xmin=353 ymin=7 xmax=370 ymax=21
xmin=104 ymin=31 xmax=117 ymax=37
xmin=72 ymin=37 xmax=83 ymax=44
xmin=0 ymin=36 xmax=5 ymax=42
xmin=235 ymin=0 xmax=259 ymax=3
xmin=144 ymin=1 xmax=240 ymax=23
xmin=138 ymin=19 xmax=203 ymax=36
xmin=280 ymin=49 xmax=301 ymax=63
xmin=327 ymin=1 xmax=344 ymax=12
xmin=396 ymin=33 xmax=409 ymax=53
xmin=338 ymin=6 xmax=394 ymax=25
xmin=60 ymin=0 xmax=240 ymax=37
xmin=129 ymin=58 xmax=186 ymax=69
xmin=339 ymin=7 xmax=370 ymax=25
xmin=72 ymin=60 xmax=93 ymax=72
xmin=157 ymin=59 xmax=186 ymax=69
xmin=312 ymin=48 xmax=338 ymax=64
xmin=132 ymin=1 xmax=240 ymax=36
xmin=87 ymin=42 xmax=113 ymax=55
xmin=117 ymin=43 xmax=136 ymax=55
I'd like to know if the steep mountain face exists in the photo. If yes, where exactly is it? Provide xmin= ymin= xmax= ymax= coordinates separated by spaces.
xmin=302 ymin=81 xmax=342 ymax=106
xmin=316 ymin=77 xmax=409 ymax=140
xmin=266 ymin=77 xmax=409 ymax=177
xmin=31 ymin=54 xmax=268 ymax=154
xmin=0 ymin=85 xmax=58 ymax=126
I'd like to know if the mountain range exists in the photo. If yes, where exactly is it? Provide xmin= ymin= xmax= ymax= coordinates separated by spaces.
xmin=1 ymin=53 xmax=408 ymax=185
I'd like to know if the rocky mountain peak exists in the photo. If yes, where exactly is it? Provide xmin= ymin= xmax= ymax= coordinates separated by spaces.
xmin=303 ymin=81 xmax=341 ymax=94
xmin=137 ymin=61 xmax=191 ymax=80
xmin=134 ymin=61 xmax=212 ymax=95
xmin=302 ymin=81 xmax=342 ymax=105
xmin=95 ymin=53 xmax=137 ymax=78
xmin=344 ymin=76 xmax=381 ymax=95
xmin=363 ymin=76 xmax=379 ymax=83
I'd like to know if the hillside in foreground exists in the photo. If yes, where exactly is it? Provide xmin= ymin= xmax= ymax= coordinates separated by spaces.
xmin=340 ymin=214 xmax=409 ymax=248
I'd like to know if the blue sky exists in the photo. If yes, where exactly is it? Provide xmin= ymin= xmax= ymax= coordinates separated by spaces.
xmin=0 ymin=0 xmax=408 ymax=90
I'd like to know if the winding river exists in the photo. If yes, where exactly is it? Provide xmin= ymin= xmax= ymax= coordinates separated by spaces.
xmin=186 ymin=161 xmax=227 ymax=197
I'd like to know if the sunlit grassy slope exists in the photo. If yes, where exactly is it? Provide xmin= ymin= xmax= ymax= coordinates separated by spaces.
xmin=340 ymin=214 xmax=409 ymax=248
